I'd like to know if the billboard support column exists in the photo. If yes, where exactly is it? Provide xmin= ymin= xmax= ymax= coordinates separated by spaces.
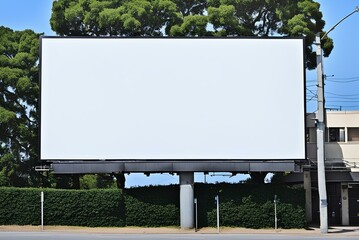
xmin=180 ymin=172 xmax=194 ymax=229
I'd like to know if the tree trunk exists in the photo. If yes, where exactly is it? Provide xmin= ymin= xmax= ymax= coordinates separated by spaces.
xmin=114 ymin=173 xmax=126 ymax=189
xmin=249 ymin=172 xmax=268 ymax=184
xmin=72 ymin=174 xmax=80 ymax=189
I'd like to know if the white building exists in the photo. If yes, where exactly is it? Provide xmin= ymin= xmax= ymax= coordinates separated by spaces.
xmin=286 ymin=111 xmax=359 ymax=226
xmin=307 ymin=111 xmax=359 ymax=168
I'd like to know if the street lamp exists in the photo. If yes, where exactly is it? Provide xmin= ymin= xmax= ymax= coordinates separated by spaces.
xmin=316 ymin=6 xmax=359 ymax=234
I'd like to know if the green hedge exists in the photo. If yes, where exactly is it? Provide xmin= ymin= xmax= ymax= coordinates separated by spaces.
xmin=124 ymin=185 xmax=180 ymax=226
xmin=43 ymin=188 xmax=125 ymax=227
xmin=194 ymin=183 xmax=306 ymax=228
xmin=0 ymin=184 xmax=305 ymax=228
xmin=0 ymin=188 xmax=40 ymax=225
xmin=0 ymin=188 xmax=124 ymax=227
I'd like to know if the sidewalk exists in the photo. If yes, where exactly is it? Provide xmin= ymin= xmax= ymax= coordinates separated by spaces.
xmin=1 ymin=225 xmax=359 ymax=236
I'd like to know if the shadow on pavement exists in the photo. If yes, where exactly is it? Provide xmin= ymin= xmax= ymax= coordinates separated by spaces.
xmin=328 ymin=227 xmax=359 ymax=234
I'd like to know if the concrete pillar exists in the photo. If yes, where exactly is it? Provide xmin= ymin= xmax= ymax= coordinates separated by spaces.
xmin=304 ymin=171 xmax=312 ymax=222
xmin=341 ymin=183 xmax=349 ymax=225
xmin=180 ymin=172 xmax=194 ymax=229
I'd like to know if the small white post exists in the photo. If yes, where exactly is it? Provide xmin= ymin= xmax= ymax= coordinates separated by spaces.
xmin=194 ymin=198 xmax=198 ymax=232
xmin=274 ymin=195 xmax=277 ymax=231
xmin=41 ymin=191 xmax=44 ymax=231
xmin=215 ymin=195 xmax=219 ymax=233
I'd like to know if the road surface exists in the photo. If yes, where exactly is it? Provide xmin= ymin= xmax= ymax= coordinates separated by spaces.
xmin=0 ymin=232 xmax=358 ymax=240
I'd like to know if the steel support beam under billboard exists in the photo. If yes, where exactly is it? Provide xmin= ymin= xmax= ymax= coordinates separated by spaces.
xmin=49 ymin=160 xmax=302 ymax=174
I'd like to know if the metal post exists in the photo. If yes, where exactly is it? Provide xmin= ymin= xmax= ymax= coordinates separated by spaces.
xmin=274 ymin=195 xmax=277 ymax=231
xmin=41 ymin=191 xmax=44 ymax=231
xmin=215 ymin=195 xmax=219 ymax=233
xmin=316 ymin=33 xmax=328 ymax=234
xmin=194 ymin=198 xmax=198 ymax=231
xmin=304 ymin=171 xmax=313 ymax=222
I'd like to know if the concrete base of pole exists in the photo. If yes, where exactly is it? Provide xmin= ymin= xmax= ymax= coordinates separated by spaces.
xmin=180 ymin=172 xmax=194 ymax=229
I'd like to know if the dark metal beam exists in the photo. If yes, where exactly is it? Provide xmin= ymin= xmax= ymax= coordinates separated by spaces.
xmin=49 ymin=160 xmax=301 ymax=174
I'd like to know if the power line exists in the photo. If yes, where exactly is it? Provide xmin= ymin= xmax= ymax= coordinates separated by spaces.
xmin=307 ymin=95 xmax=317 ymax=102
xmin=306 ymin=87 xmax=317 ymax=97
xmin=326 ymin=78 xmax=359 ymax=83
xmin=306 ymin=76 xmax=359 ymax=83
xmin=326 ymin=91 xmax=359 ymax=97
xmin=329 ymin=76 xmax=359 ymax=80
xmin=326 ymin=100 xmax=359 ymax=103
xmin=326 ymin=96 xmax=359 ymax=100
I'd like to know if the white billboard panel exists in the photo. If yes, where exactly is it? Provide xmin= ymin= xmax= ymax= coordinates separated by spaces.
xmin=40 ymin=37 xmax=305 ymax=161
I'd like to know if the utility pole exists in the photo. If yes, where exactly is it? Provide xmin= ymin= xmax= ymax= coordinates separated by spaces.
xmin=315 ymin=33 xmax=328 ymax=234
xmin=315 ymin=6 xmax=359 ymax=234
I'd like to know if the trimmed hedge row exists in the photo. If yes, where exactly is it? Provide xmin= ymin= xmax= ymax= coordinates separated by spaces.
xmin=0 ymin=184 xmax=305 ymax=228
xmin=0 ymin=188 xmax=40 ymax=225
xmin=124 ymin=185 xmax=180 ymax=226
xmin=195 ymin=183 xmax=306 ymax=228
xmin=0 ymin=188 xmax=124 ymax=226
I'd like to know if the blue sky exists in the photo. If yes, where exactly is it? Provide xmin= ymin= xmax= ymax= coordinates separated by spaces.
xmin=305 ymin=1 xmax=359 ymax=112
xmin=1 ymin=0 xmax=359 ymax=187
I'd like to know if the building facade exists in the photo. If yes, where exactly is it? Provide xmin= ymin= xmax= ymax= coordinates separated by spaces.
xmin=286 ymin=111 xmax=359 ymax=226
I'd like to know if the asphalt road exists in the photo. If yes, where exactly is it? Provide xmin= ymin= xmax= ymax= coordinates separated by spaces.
xmin=0 ymin=232 xmax=358 ymax=240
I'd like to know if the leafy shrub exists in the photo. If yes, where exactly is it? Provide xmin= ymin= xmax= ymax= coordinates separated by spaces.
xmin=124 ymin=185 xmax=180 ymax=226
xmin=0 ymin=183 xmax=305 ymax=228
xmin=195 ymin=183 xmax=305 ymax=229
xmin=0 ymin=188 xmax=40 ymax=225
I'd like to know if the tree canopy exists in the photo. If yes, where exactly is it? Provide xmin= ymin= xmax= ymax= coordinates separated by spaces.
xmin=0 ymin=0 xmax=335 ymax=188
xmin=0 ymin=26 xmax=42 ymax=187
xmin=51 ymin=0 xmax=333 ymax=69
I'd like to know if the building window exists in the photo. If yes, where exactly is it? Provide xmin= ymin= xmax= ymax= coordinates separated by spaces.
xmin=327 ymin=128 xmax=345 ymax=142
xmin=348 ymin=128 xmax=359 ymax=142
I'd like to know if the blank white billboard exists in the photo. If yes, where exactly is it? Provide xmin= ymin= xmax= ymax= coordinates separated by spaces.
xmin=40 ymin=37 xmax=305 ymax=161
